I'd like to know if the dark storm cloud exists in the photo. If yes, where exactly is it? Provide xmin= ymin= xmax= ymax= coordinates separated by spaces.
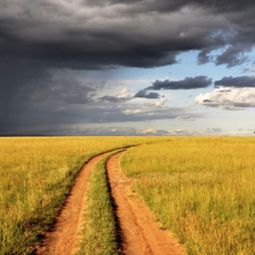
xmin=19 ymin=76 xmax=94 ymax=104
xmin=197 ymin=49 xmax=212 ymax=65
xmin=215 ymin=44 xmax=253 ymax=67
xmin=215 ymin=76 xmax=255 ymax=87
xmin=1 ymin=0 xmax=255 ymax=70
xmin=0 ymin=100 xmax=201 ymax=135
xmin=1 ymin=1 xmax=255 ymax=78
xmin=0 ymin=60 xmax=50 ymax=132
xmin=1 ymin=0 xmax=255 ymax=133
xmin=197 ymin=47 xmax=219 ymax=65
xmin=149 ymin=76 xmax=212 ymax=90
xmin=86 ymin=0 xmax=255 ymax=14
xmin=134 ymin=89 xmax=160 ymax=99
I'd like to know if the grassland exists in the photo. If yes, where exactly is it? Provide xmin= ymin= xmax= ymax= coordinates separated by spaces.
xmin=77 ymin=158 xmax=119 ymax=255
xmin=1 ymin=136 xmax=254 ymax=255
xmin=121 ymin=137 xmax=255 ymax=255
xmin=0 ymin=137 xmax=155 ymax=255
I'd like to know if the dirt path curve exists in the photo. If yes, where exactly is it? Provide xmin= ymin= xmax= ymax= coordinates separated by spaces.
xmin=36 ymin=150 xmax=114 ymax=255
xmin=106 ymin=151 xmax=187 ymax=255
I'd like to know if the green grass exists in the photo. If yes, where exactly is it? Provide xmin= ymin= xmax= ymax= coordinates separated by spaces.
xmin=77 ymin=157 xmax=119 ymax=255
xmin=0 ymin=136 xmax=158 ymax=255
xmin=121 ymin=137 xmax=255 ymax=255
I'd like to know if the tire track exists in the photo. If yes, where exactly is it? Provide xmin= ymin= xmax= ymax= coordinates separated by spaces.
xmin=36 ymin=150 xmax=118 ymax=255
xmin=106 ymin=151 xmax=187 ymax=255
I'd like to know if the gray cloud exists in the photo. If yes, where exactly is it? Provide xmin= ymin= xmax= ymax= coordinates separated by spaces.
xmin=149 ymin=76 xmax=212 ymax=90
xmin=215 ymin=76 xmax=255 ymax=87
xmin=99 ymin=95 xmax=129 ymax=103
xmin=1 ymin=0 xmax=255 ymax=133
xmin=100 ymin=87 xmax=161 ymax=102
xmin=215 ymin=44 xmax=253 ymax=67
xmin=197 ymin=46 xmax=218 ymax=65
xmin=19 ymin=76 xmax=94 ymax=104
xmin=1 ymin=0 xmax=255 ymax=70
xmin=0 ymin=99 xmax=201 ymax=134
xmin=0 ymin=60 xmax=50 ymax=132
xmin=134 ymin=89 xmax=160 ymax=99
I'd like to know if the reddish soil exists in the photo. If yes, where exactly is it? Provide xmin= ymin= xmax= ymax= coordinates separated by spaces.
xmin=36 ymin=151 xmax=112 ymax=255
xmin=106 ymin=151 xmax=187 ymax=255
xmin=36 ymin=148 xmax=187 ymax=255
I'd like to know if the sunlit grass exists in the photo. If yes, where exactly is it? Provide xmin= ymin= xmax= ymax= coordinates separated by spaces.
xmin=2 ymin=136 xmax=252 ymax=255
xmin=77 ymin=158 xmax=119 ymax=255
xmin=0 ymin=136 xmax=154 ymax=255
xmin=121 ymin=137 xmax=255 ymax=255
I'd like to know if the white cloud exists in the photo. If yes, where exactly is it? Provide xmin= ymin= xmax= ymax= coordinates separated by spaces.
xmin=116 ymin=88 xmax=132 ymax=99
xmin=195 ymin=86 xmax=255 ymax=110
xmin=141 ymin=128 xmax=158 ymax=134
xmin=98 ymin=87 xmax=133 ymax=103
xmin=140 ymin=128 xmax=169 ymax=135
xmin=123 ymin=97 xmax=167 ymax=115
xmin=153 ymin=97 xmax=168 ymax=107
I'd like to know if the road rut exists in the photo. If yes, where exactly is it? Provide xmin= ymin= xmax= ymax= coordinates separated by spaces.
xmin=36 ymin=151 xmax=112 ymax=255
xmin=106 ymin=151 xmax=187 ymax=255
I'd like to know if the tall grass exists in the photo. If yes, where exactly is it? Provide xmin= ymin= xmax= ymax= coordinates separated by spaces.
xmin=121 ymin=137 xmax=255 ymax=255
xmin=77 ymin=159 xmax=119 ymax=255
xmin=0 ymin=137 xmax=150 ymax=255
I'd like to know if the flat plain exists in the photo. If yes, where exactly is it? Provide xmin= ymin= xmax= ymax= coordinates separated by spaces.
xmin=0 ymin=137 xmax=153 ymax=254
xmin=0 ymin=137 xmax=254 ymax=255
xmin=121 ymin=137 xmax=255 ymax=255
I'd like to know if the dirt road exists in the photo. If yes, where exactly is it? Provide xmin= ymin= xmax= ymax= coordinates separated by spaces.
xmin=106 ymin=151 xmax=187 ymax=255
xmin=36 ymin=147 xmax=186 ymax=255
xmin=36 ymin=151 xmax=113 ymax=255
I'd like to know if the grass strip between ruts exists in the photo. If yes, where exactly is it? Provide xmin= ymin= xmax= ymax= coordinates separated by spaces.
xmin=77 ymin=157 xmax=119 ymax=255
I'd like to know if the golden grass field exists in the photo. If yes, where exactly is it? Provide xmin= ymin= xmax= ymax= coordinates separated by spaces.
xmin=0 ymin=136 xmax=254 ymax=255
xmin=0 ymin=137 xmax=155 ymax=255
xmin=121 ymin=137 xmax=255 ymax=255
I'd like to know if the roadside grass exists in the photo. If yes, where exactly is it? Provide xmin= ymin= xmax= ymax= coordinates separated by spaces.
xmin=121 ymin=137 xmax=255 ymax=255
xmin=77 ymin=157 xmax=119 ymax=255
xmin=0 ymin=136 xmax=158 ymax=255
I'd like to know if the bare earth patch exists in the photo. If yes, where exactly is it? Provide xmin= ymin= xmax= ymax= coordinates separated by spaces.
xmin=106 ymin=151 xmax=187 ymax=255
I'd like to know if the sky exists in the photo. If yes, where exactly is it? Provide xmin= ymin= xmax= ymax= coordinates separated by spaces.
xmin=1 ymin=0 xmax=255 ymax=135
